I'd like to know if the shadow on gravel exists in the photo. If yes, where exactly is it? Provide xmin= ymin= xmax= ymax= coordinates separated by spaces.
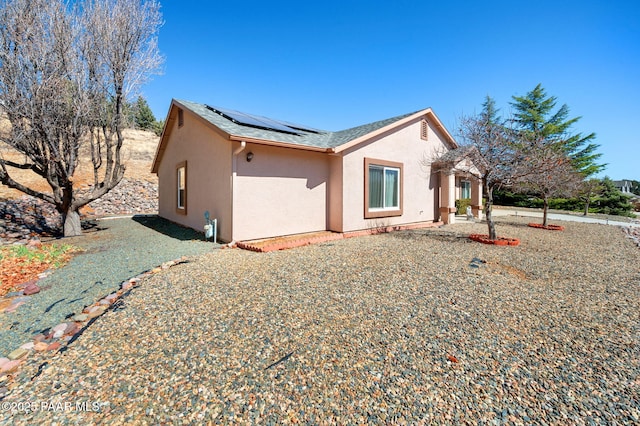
xmin=132 ymin=214 xmax=207 ymax=241
xmin=493 ymin=218 xmax=537 ymax=229
xmin=390 ymin=230 xmax=471 ymax=244
xmin=80 ymin=219 xmax=104 ymax=232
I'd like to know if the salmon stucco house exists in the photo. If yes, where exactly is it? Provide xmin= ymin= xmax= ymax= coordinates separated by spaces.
xmin=151 ymin=100 xmax=483 ymax=243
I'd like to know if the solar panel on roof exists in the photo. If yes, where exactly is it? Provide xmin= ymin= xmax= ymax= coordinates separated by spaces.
xmin=206 ymin=105 xmax=301 ymax=135
xmin=265 ymin=118 xmax=323 ymax=134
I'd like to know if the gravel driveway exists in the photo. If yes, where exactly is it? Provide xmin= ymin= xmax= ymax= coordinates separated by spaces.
xmin=0 ymin=216 xmax=217 ymax=356
xmin=3 ymin=217 xmax=640 ymax=424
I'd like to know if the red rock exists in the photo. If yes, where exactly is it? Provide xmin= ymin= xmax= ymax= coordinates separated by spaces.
xmin=105 ymin=293 xmax=118 ymax=302
xmin=0 ymin=360 xmax=21 ymax=373
xmin=23 ymin=283 xmax=41 ymax=295
xmin=32 ymin=333 xmax=46 ymax=342
xmin=46 ymin=342 xmax=61 ymax=351
xmin=18 ymin=279 xmax=36 ymax=289
xmin=34 ymin=342 xmax=49 ymax=351
xmin=27 ymin=238 xmax=42 ymax=248
xmin=63 ymin=322 xmax=79 ymax=336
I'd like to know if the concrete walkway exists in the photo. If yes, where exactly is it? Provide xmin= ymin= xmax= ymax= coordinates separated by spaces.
xmin=487 ymin=208 xmax=640 ymax=228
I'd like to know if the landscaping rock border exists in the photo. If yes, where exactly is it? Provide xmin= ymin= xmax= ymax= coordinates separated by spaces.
xmin=623 ymin=226 xmax=640 ymax=248
xmin=469 ymin=233 xmax=521 ymax=246
xmin=237 ymin=221 xmax=444 ymax=252
xmin=527 ymin=223 xmax=565 ymax=231
xmin=0 ymin=258 xmax=187 ymax=397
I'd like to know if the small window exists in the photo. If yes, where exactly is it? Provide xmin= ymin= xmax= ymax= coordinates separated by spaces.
xmin=177 ymin=162 xmax=187 ymax=214
xmin=178 ymin=108 xmax=184 ymax=127
xmin=420 ymin=119 xmax=429 ymax=141
xmin=461 ymin=180 xmax=471 ymax=199
xmin=364 ymin=158 xmax=403 ymax=219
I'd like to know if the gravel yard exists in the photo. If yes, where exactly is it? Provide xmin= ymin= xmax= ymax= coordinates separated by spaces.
xmin=3 ymin=217 xmax=640 ymax=424
xmin=0 ymin=216 xmax=215 ymax=356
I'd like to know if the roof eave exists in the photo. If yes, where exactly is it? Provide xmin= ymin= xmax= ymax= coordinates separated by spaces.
xmin=426 ymin=109 xmax=458 ymax=149
xmin=151 ymin=100 xmax=178 ymax=174
xmin=228 ymin=134 xmax=330 ymax=152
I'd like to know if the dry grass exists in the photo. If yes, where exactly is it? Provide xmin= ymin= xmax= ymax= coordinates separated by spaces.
xmin=0 ymin=243 xmax=76 ymax=296
xmin=0 ymin=128 xmax=159 ymax=199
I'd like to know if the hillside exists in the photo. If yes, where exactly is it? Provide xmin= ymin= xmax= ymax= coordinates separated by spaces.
xmin=0 ymin=129 xmax=159 ymax=200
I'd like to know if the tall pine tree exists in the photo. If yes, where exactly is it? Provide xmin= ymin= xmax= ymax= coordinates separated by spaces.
xmin=134 ymin=96 xmax=157 ymax=131
xmin=510 ymin=84 xmax=605 ymax=177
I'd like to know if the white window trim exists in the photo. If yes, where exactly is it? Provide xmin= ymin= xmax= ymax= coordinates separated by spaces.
xmin=176 ymin=162 xmax=187 ymax=214
xmin=368 ymin=165 xmax=401 ymax=211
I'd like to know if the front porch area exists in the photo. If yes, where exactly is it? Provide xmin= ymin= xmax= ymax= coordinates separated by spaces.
xmin=438 ymin=171 xmax=483 ymax=225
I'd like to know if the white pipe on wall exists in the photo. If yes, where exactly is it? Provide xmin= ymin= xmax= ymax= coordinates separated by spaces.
xmin=229 ymin=140 xmax=247 ymax=243
xmin=233 ymin=140 xmax=246 ymax=156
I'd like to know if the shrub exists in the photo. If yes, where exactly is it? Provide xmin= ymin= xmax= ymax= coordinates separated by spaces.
xmin=455 ymin=198 xmax=472 ymax=215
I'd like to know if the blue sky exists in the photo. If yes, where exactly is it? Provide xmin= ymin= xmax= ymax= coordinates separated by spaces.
xmin=143 ymin=0 xmax=639 ymax=180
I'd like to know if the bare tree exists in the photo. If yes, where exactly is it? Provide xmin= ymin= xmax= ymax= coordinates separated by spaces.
xmin=444 ymin=97 xmax=534 ymax=240
xmin=576 ymin=178 xmax=603 ymax=216
xmin=514 ymin=140 xmax=582 ymax=226
xmin=0 ymin=0 xmax=162 ymax=236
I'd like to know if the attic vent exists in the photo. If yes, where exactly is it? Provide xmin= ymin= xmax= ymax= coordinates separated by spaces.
xmin=178 ymin=108 xmax=184 ymax=127
xmin=420 ymin=119 xmax=428 ymax=141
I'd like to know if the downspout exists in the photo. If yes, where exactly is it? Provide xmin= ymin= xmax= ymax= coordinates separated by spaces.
xmin=233 ymin=140 xmax=247 ymax=156
xmin=230 ymin=141 xmax=246 ymax=244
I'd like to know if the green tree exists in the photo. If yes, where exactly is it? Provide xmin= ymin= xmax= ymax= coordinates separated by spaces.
xmin=510 ymin=84 xmax=605 ymax=177
xmin=152 ymin=119 xmax=165 ymax=136
xmin=593 ymin=177 xmax=633 ymax=216
xmin=134 ymin=96 xmax=156 ymax=131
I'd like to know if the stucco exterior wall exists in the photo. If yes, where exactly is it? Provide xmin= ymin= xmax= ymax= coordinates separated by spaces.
xmin=327 ymin=155 xmax=343 ymax=232
xmin=338 ymin=116 xmax=450 ymax=232
xmin=232 ymin=143 xmax=329 ymax=241
xmin=155 ymin=104 xmax=462 ymax=241
xmin=157 ymin=110 xmax=233 ymax=241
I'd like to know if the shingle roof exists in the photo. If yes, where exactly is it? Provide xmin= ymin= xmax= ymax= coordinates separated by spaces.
xmin=434 ymin=145 xmax=475 ymax=164
xmin=176 ymin=99 xmax=419 ymax=150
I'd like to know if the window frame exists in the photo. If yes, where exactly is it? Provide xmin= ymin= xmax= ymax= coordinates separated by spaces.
xmin=364 ymin=158 xmax=403 ymax=219
xmin=176 ymin=161 xmax=187 ymax=215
